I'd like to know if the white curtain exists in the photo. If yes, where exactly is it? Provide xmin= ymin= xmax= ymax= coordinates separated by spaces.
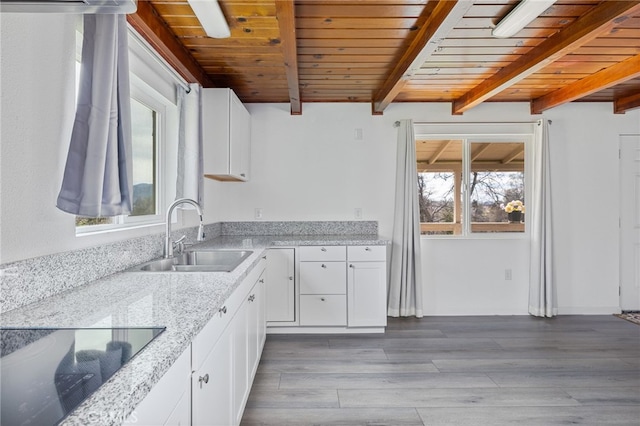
xmin=57 ymin=15 xmax=133 ymax=217
xmin=176 ymin=83 xmax=204 ymax=206
xmin=388 ymin=119 xmax=424 ymax=318
xmin=529 ymin=119 xmax=557 ymax=317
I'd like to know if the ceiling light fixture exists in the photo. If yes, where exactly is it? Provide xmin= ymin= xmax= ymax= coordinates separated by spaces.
xmin=492 ymin=0 xmax=557 ymax=38
xmin=187 ymin=0 xmax=231 ymax=39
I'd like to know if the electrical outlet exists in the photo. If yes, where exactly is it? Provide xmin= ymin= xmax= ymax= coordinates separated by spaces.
xmin=255 ymin=208 xmax=263 ymax=219
xmin=505 ymin=269 xmax=512 ymax=280
xmin=354 ymin=208 xmax=363 ymax=219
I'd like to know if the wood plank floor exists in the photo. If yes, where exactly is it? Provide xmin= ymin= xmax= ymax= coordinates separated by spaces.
xmin=241 ymin=315 xmax=640 ymax=426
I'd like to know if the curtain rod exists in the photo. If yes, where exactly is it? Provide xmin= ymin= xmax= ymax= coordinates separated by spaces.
xmin=395 ymin=120 xmax=549 ymax=127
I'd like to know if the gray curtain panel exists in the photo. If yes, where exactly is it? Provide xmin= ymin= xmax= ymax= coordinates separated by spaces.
xmin=176 ymin=83 xmax=204 ymax=206
xmin=388 ymin=119 xmax=424 ymax=318
xmin=57 ymin=14 xmax=133 ymax=217
xmin=529 ymin=119 xmax=557 ymax=317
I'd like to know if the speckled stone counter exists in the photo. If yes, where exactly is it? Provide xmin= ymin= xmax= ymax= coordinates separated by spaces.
xmin=0 ymin=233 xmax=389 ymax=426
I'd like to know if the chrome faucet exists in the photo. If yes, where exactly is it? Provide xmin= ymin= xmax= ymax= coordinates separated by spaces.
xmin=164 ymin=198 xmax=205 ymax=258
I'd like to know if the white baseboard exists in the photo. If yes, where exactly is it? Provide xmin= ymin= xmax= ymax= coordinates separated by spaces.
xmin=557 ymin=306 xmax=622 ymax=315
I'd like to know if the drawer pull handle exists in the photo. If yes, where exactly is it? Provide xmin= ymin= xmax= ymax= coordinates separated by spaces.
xmin=259 ymin=278 xmax=265 ymax=283
xmin=248 ymin=294 xmax=256 ymax=302
xmin=199 ymin=373 xmax=209 ymax=388
xmin=365 ymin=247 xmax=371 ymax=251
xmin=262 ymin=255 xmax=267 ymax=260
xmin=349 ymin=264 xmax=354 ymax=268
xmin=320 ymin=297 xmax=326 ymax=302
xmin=289 ymin=276 xmax=294 ymax=280
xmin=219 ymin=306 xmax=227 ymax=315
xmin=321 ymin=264 xmax=327 ymax=268
xmin=321 ymin=247 xmax=327 ymax=252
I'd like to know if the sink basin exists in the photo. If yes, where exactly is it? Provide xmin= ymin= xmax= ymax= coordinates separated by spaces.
xmin=132 ymin=250 xmax=253 ymax=272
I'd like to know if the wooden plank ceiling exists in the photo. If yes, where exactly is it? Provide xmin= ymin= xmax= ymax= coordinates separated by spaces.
xmin=128 ymin=0 xmax=640 ymax=115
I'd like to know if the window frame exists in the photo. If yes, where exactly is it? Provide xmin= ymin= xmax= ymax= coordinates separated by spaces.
xmin=75 ymin=75 xmax=168 ymax=235
xmin=415 ymin=123 xmax=534 ymax=240
xmin=74 ymin=23 xmax=181 ymax=236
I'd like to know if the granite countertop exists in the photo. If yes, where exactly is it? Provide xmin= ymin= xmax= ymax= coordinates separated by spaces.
xmin=0 ymin=234 xmax=389 ymax=426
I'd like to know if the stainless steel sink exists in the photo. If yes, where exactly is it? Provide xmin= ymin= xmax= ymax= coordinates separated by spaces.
xmin=131 ymin=250 xmax=253 ymax=272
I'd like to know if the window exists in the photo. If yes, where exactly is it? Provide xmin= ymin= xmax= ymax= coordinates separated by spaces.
xmin=129 ymin=97 xmax=158 ymax=218
xmin=74 ymin=23 xmax=174 ymax=234
xmin=417 ymin=135 xmax=528 ymax=236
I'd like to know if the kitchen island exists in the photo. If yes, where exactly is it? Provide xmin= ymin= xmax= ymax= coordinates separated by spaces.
xmin=0 ymin=232 xmax=389 ymax=426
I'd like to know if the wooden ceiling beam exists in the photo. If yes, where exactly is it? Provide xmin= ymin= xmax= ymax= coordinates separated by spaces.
xmin=614 ymin=91 xmax=640 ymax=114
xmin=501 ymin=145 xmax=525 ymax=164
xmin=452 ymin=1 xmax=640 ymax=115
xmin=471 ymin=143 xmax=491 ymax=162
xmin=531 ymin=55 xmax=640 ymax=114
xmin=371 ymin=0 xmax=473 ymax=115
xmin=275 ymin=0 xmax=301 ymax=115
xmin=427 ymin=140 xmax=453 ymax=165
xmin=127 ymin=0 xmax=214 ymax=87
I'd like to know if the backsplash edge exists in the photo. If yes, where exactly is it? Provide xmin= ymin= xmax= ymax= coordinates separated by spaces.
xmin=0 ymin=223 xmax=222 ymax=315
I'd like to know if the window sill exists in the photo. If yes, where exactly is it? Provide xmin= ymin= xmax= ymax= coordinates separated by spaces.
xmin=76 ymin=221 xmax=163 ymax=237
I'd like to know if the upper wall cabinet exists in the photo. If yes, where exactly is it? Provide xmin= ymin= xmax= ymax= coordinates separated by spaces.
xmin=202 ymin=88 xmax=251 ymax=182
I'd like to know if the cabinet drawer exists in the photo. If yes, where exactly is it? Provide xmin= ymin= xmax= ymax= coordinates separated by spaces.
xmin=299 ymin=245 xmax=346 ymax=262
xmin=347 ymin=245 xmax=386 ymax=262
xmin=300 ymin=261 xmax=346 ymax=294
xmin=300 ymin=295 xmax=347 ymax=326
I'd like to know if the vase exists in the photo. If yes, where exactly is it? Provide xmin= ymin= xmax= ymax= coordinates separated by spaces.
xmin=508 ymin=211 xmax=522 ymax=223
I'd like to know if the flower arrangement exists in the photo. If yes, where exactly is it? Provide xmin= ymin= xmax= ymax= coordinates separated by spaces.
xmin=504 ymin=200 xmax=525 ymax=213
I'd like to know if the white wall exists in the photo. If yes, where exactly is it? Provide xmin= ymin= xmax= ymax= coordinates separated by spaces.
xmin=0 ymin=14 xmax=193 ymax=264
xmin=545 ymin=103 xmax=640 ymax=314
xmin=2 ymin=14 xmax=638 ymax=315
xmin=207 ymin=102 xmax=639 ymax=315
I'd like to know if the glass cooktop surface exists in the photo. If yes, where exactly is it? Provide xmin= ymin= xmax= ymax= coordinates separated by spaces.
xmin=0 ymin=326 xmax=165 ymax=426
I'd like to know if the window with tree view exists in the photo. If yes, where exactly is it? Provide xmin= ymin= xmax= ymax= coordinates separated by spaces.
xmin=418 ymin=138 xmax=526 ymax=236
xmin=75 ymin=97 xmax=159 ymax=229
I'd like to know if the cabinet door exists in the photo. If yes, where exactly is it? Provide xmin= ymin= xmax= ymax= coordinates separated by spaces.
xmin=126 ymin=347 xmax=191 ymax=426
xmin=192 ymin=326 xmax=234 ymax=426
xmin=347 ymin=262 xmax=387 ymax=327
xmin=163 ymin=387 xmax=190 ymax=426
xmin=229 ymin=91 xmax=250 ymax=180
xmin=255 ymin=275 xmax=267 ymax=362
xmin=233 ymin=299 xmax=249 ymax=426
xmin=246 ymin=277 xmax=260 ymax=384
xmin=202 ymin=88 xmax=231 ymax=176
xmin=202 ymin=88 xmax=250 ymax=182
xmin=300 ymin=261 xmax=346 ymax=295
xmin=266 ymin=248 xmax=295 ymax=322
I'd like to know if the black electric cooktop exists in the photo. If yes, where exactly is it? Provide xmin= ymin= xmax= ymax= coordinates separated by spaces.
xmin=0 ymin=327 xmax=165 ymax=426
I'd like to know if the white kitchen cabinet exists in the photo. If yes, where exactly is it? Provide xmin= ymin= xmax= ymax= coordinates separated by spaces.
xmin=202 ymin=88 xmax=251 ymax=182
xmin=248 ymin=275 xmax=266 ymax=378
xmin=265 ymin=248 xmax=295 ymax=323
xmin=269 ymin=244 xmax=387 ymax=333
xmin=191 ymin=256 xmax=266 ymax=426
xmin=234 ymin=271 xmax=265 ymax=424
xmin=299 ymin=246 xmax=347 ymax=327
xmin=347 ymin=246 xmax=387 ymax=328
xmin=124 ymin=347 xmax=191 ymax=426
xmin=192 ymin=326 xmax=233 ymax=426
